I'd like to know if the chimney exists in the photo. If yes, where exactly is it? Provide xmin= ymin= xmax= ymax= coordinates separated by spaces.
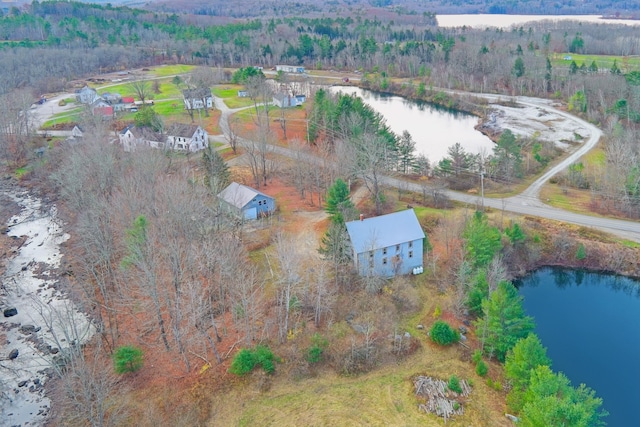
xmin=360 ymin=214 xmax=364 ymax=221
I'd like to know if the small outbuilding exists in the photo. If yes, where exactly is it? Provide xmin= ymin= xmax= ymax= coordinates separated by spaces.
xmin=217 ymin=182 xmax=276 ymax=220
xmin=345 ymin=209 xmax=425 ymax=277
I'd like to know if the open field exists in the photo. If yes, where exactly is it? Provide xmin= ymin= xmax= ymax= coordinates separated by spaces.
xmin=149 ymin=64 xmax=196 ymax=77
xmin=550 ymin=52 xmax=640 ymax=72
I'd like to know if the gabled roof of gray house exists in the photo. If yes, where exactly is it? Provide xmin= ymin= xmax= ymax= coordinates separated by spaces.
xmin=345 ymin=209 xmax=425 ymax=253
xmin=183 ymin=87 xmax=212 ymax=99
xmin=218 ymin=182 xmax=272 ymax=210
xmin=166 ymin=123 xmax=201 ymax=138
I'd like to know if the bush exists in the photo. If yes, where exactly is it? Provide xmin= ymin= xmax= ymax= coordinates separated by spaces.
xmin=430 ymin=320 xmax=460 ymax=346
xmin=472 ymin=349 xmax=483 ymax=364
xmin=229 ymin=348 xmax=256 ymax=375
xmin=306 ymin=333 xmax=329 ymax=364
xmin=113 ymin=345 xmax=143 ymax=374
xmin=229 ymin=345 xmax=276 ymax=375
xmin=448 ymin=375 xmax=463 ymax=394
xmin=476 ymin=360 xmax=489 ymax=377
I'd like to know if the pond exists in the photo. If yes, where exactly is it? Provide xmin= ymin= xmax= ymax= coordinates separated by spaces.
xmin=330 ymin=86 xmax=494 ymax=164
xmin=517 ymin=267 xmax=640 ymax=426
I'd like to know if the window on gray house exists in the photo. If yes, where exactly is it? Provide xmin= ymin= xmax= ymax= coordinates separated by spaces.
xmin=409 ymin=241 xmax=413 ymax=248
xmin=396 ymin=244 xmax=400 ymax=252
xmin=383 ymin=247 xmax=387 ymax=255
xmin=409 ymin=251 xmax=413 ymax=258
xmin=382 ymin=257 xmax=387 ymax=265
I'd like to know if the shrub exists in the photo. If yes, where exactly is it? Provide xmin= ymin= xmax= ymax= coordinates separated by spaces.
xmin=430 ymin=320 xmax=460 ymax=346
xmin=306 ymin=333 xmax=329 ymax=364
xmin=113 ymin=345 xmax=143 ymax=374
xmin=476 ymin=360 xmax=489 ymax=377
xmin=576 ymin=243 xmax=586 ymax=260
xmin=229 ymin=345 xmax=276 ymax=375
xmin=472 ymin=349 xmax=483 ymax=364
xmin=448 ymin=375 xmax=463 ymax=394
xmin=229 ymin=348 xmax=256 ymax=375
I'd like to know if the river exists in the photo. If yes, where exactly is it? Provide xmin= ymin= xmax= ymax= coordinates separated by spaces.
xmin=330 ymin=86 xmax=495 ymax=163
xmin=0 ymin=186 xmax=93 ymax=426
xmin=517 ymin=267 xmax=640 ymax=426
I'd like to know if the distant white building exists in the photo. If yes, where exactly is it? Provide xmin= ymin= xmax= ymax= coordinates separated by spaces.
xmin=76 ymin=85 xmax=98 ymax=104
xmin=276 ymin=65 xmax=305 ymax=74
xmin=183 ymin=88 xmax=213 ymax=110
xmin=273 ymin=92 xmax=306 ymax=108
xmin=118 ymin=123 xmax=209 ymax=153
xmin=165 ymin=124 xmax=209 ymax=152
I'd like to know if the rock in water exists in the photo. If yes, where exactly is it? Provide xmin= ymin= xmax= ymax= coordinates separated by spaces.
xmin=8 ymin=349 xmax=19 ymax=360
xmin=3 ymin=307 xmax=18 ymax=317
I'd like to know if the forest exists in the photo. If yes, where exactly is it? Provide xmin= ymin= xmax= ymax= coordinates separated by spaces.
xmin=1 ymin=1 xmax=640 ymax=425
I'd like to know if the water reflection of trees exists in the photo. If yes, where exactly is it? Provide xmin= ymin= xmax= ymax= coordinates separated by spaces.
xmin=521 ymin=267 xmax=640 ymax=299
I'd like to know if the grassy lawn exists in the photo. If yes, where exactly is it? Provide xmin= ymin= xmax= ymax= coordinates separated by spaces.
xmin=95 ymin=80 xmax=183 ymax=102
xmin=41 ymin=108 xmax=84 ymax=128
xmin=149 ymin=64 xmax=195 ymax=77
xmin=212 ymin=85 xmax=255 ymax=108
xmin=152 ymin=99 xmax=185 ymax=116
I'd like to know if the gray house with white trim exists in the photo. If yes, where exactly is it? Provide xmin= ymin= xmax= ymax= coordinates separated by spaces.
xmin=217 ymin=182 xmax=276 ymax=220
xmin=345 ymin=209 xmax=425 ymax=277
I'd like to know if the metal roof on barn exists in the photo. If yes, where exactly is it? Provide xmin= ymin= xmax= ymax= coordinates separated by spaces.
xmin=217 ymin=182 xmax=272 ymax=210
xmin=345 ymin=209 xmax=425 ymax=254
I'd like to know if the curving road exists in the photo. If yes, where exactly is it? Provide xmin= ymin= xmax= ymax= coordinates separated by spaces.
xmin=216 ymin=88 xmax=640 ymax=242
xmin=33 ymin=75 xmax=640 ymax=242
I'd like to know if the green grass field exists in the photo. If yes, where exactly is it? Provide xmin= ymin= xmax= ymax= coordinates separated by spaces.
xmin=149 ymin=64 xmax=195 ymax=77
xmin=550 ymin=52 xmax=640 ymax=73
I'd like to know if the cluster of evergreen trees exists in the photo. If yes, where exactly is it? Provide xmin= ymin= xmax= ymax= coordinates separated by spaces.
xmin=461 ymin=211 xmax=606 ymax=425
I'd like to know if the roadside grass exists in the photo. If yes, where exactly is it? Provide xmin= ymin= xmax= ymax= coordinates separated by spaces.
xmin=149 ymin=64 xmax=195 ymax=77
xmin=539 ymin=184 xmax=593 ymax=214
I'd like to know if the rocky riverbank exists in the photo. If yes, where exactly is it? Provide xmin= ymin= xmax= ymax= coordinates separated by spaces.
xmin=0 ymin=178 xmax=93 ymax=426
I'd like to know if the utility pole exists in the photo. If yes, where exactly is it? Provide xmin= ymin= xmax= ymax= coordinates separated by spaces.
xmin=480 ymin=169 xmax=485 ymax=211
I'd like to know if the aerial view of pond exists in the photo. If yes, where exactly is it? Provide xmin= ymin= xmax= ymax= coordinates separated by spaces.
xmin=330 ymin=86 xmax=494 ymax=164
xmin=516 ymin=267 xmax=640 ymax=426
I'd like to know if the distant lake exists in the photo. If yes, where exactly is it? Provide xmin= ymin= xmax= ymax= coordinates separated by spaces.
xmin=437 ymin=14 xmax=640 ymax=29
xmin=517 ymin=267 xmax=640 ymax=427
xmin=329 ymin=86 xmax=494 ymax=164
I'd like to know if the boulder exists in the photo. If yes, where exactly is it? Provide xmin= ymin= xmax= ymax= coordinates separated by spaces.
xmin=3 ymin=307 xmax=18 ymax=317
xmin=20 ymin=325 xmax=36 ymax=334
xmin=8 ymin=349 xmax=19 ymax=360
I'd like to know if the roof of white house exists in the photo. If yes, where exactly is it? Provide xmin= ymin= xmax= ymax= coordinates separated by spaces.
xmin=166 ymin=123 xmax=202 ymax=138
xmin=218 ymin=182 xmax=272 ymax=210
xmin=345 ymin=209 xmax=425 ymax=254
xmin=183 ymin=87 xmax=212 ymax=98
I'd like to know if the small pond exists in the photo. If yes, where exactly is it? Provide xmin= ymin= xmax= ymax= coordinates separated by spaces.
xmin=517 ymin=267 xmax=640 ymax=426
xmin=330 ymin=86 xmax=495 ymax=164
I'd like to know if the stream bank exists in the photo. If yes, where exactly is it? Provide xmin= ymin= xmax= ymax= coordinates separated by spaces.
xmin=0 ymin=179 xmax=93 ymax=426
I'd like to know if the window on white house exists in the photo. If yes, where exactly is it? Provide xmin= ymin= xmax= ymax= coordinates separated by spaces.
xmin=409 ymin=241 xmax=413 ymax=248
xmin=396 ymin=244 xmax=400 ymax=252
xmin=369 ymin=251 xmax=374 ymax=259
xmin=382 ymin=257 xmax=387 ymax=265
xmin=409 ymin=251 xmax=413 ymax=258
xmin=383 ymin=247 xmax=387 ymax=255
